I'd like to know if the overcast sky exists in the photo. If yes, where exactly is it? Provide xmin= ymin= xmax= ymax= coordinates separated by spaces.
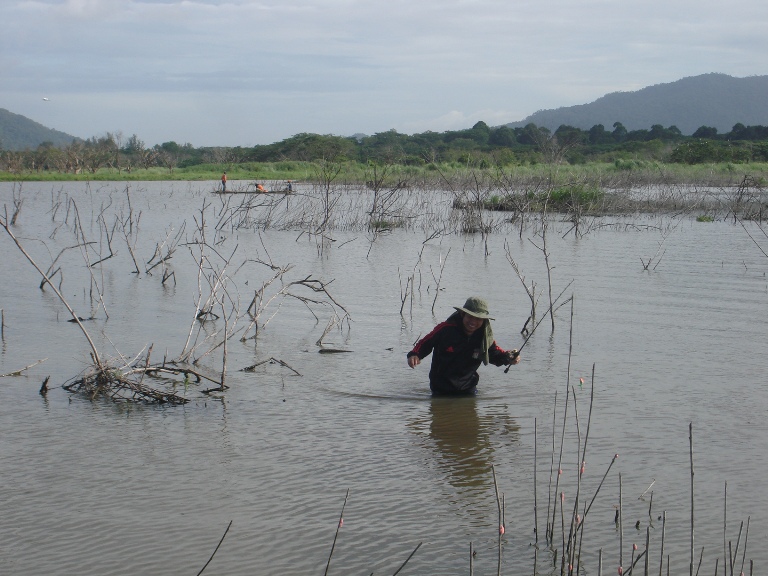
xmin=2 ymin=0 xmax=766 ymax=147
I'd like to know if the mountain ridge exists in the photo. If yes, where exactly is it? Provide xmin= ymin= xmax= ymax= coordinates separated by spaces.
xmin=0 ymin=107 xmax=79 ymax=151
xmin=505 ymin=73 xmax=768 ymax=135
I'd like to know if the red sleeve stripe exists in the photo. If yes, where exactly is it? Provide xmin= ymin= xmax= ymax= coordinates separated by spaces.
xmin=411 ymin=320 xmax=455 ymax=356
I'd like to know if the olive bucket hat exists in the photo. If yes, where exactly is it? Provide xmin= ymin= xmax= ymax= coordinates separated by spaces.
xmin=454 ymin=296 xmax=495 ymax=320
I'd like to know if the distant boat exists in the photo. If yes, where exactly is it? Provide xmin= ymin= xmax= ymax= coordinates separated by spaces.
xmin=214 ymin=182 xmax=293 ymax=195
xmin=213 ymin=187 xmax=292 ymax=195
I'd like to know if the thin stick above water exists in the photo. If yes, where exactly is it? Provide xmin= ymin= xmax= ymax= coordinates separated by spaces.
xmin=392 ymin=542 xmax=422 ymax=576
xmin=723 ymin=481 xmax=727 ymax=575
xmin=689 ymin=422 xmax=695 ymax=576
xmin=195 ymin=520 xmax=232 ymax=576
xmin=546 ymin=390 xmax=558 ymax=543
xmin=534 ymin=417 xmax=539 ymax=544
xmin=620 ymin=473 xmax=624 ymax=570
xmin=324 ymin=488 xmax=349 ymax=576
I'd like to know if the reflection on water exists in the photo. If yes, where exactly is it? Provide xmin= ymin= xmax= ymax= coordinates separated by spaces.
xmin=410 ymin=398 xmax=520 ymax=493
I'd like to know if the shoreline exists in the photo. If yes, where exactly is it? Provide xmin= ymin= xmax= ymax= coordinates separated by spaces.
xmin=2 ymin=160 xmax=768 ymax=188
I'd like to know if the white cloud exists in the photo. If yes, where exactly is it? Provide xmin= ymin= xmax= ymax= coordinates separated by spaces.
xmin=399 ymin=109 xmax=518 ymax=135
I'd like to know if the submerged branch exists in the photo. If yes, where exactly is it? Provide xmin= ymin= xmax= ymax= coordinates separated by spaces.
xmin=0 ymin=358 xmax=48 ymax=378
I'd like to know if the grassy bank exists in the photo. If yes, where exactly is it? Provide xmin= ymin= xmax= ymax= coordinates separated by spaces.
xmin=2 ymin=160 xmax=768 ymax=188
xmin=0 ymin=162 xmax=314 ymax=183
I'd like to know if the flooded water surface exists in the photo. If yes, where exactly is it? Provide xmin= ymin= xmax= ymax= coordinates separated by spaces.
xmin=1 ymin=181 xmax=767 ymax=575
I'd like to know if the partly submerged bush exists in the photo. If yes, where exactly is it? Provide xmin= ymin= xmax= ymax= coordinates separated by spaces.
xmin=369 ymin=218 xmax=405 ymax=230
xmin=524 ymin=184 xmax=605 ymax=212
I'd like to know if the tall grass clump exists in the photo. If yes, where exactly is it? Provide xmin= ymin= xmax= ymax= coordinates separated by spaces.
xmin=538 ymin=184 xmax=606 ymax=211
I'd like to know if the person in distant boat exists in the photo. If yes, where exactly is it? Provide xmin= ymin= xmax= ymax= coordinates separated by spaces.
xmin=407 ymin=296 xmax=520 ymax=395
xmin=221 ymin=172 xmax=227 ymax=192
xmin=256 ymin=183 xmax=267 ymax=193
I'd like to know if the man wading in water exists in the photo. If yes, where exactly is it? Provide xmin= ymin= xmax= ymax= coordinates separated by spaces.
xmin=407 ymin=296 xmax=520 ymax=395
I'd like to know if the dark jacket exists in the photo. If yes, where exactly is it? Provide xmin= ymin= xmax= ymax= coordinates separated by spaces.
xmin=408 ymin=314 xmax=509 ymax=395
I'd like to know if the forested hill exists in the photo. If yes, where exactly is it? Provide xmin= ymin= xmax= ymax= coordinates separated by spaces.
xmin=0 ymin=108 xmax=78 ymax=151
xmin=506 ymin=73 xmax=768 ymax=135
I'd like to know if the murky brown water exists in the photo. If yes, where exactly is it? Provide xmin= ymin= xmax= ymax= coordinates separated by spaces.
xmin=1 ymin=181 xmax=766 ymax=575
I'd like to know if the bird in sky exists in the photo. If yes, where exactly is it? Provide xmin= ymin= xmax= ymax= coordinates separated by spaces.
xmin=42 ymin=97 xmax=49 ymax=101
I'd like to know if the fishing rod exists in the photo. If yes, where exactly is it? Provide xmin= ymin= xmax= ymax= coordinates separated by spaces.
xmin=504 ymin=287 xmax=573 ymax=373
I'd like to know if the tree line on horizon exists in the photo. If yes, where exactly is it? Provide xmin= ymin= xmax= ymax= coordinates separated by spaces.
xmin=3 ymin=120 xmax=768 ymax=175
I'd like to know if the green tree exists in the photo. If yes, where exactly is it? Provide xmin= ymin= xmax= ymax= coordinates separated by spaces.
xmin=554 ymin=125 xmax=586 ymax=147
xmin=274 ymin=133 xmax=357 ymax=161
xmin=469 ymin=121 xmax=491 ymax=145
xmin=670 ymin=140 xmax=722 ymax=163
xmin=692 ymin=126 xmax=718 ymax=139
xmin=649 ymin=124 xmax=679 ymax=141
xmin=729 ymin=123 xmax=747 ymax=139
xmin=612 ymin=122 xmax=628 ymax=143
xmin=625 ymin=128 xmax=650 ymax=142
xmin=489 ymin=126 xmax=517 ymax=147
xmin=588 ymin=124 xmax=612 ymax=145
xmin=517 ymin=123 xmax=550 ymax=146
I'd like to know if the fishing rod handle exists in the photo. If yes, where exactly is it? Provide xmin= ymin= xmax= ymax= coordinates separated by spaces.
xmin=503 ymin=349 xmax=519 ymax=373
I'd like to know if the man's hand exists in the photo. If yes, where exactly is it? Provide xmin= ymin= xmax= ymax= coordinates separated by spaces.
xmin=505 ymin=349 xmax=520 ymax=365
xmin=408 ymin=355 xmax=421 ymax=368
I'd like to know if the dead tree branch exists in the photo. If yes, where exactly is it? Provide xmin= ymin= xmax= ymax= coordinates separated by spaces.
xmin=1 ymin=206 xmax=104 ymax=369
xmin=0 ymin=358 xmax=48 ymax=378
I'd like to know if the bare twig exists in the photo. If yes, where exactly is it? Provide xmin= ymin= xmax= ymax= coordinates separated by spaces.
xmin=195 ymin=520 xmax=233 ymax=576
xmin=391 ymin=542 xmax=423 ymax=576
xmin=504 ymin=239 xmax=539 ymax=330
xmin=534 ymin=417 xmax=539 ymax=543
xmin=10 ymin=183 xmax=23 ymax=225
xmin=639 ymin=479 xmax=657 ymax=500
xmin=324 ymin=489 xmax=349 ymax=576
xmin=690 ymin=422 xmax=695 ymax=576
xmin=1 ymin=207 xmax=104 ymax=369
xmin=578 ymin=453 xmax=619 ymax=531
xmin=430 ymin=248 xmax=450 ymax=314
xmin=0 ymin=358 xmax=48 ymax=378
xmin=240 ymin=357 xmax=302 ymax=376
